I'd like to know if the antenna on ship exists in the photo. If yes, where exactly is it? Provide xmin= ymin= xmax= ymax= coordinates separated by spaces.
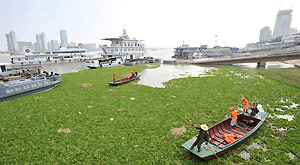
xmin=214 ymin=35 xmax=219 ymax=47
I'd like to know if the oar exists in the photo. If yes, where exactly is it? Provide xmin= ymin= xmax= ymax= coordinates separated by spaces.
xmin=188 ymin=120 xmax=222 ymax=162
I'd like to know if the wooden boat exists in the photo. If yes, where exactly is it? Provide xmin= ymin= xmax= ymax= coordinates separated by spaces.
xmin=109 ymin=75 xmax=140 ymax=86
xmin=0 ymin=73 xmax=61 ymax=102
xmin=182 ymin=112 xmax=268 ymax=160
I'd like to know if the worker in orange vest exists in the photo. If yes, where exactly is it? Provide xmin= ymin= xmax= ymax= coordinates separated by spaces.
xmin=230 ymin=107 xmax=237 ymax=128
xmin=127 ymin=73 xmax=131 ymax=79
xmin=223 ymin=134 xmax=236 ymax=143
xmin=240 ymin=97 xmax=249 ymax=114
xmin=113 ymin=72 xmax=116 ymax=84
xmin=122 ymin=74 xmax=125 ymax=80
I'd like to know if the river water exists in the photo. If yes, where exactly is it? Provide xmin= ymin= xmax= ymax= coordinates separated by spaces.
xmin=0 ymin=49 xmax=297 ymax=75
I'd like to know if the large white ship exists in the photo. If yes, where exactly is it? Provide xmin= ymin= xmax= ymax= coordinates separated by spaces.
xmin=100 ymin=28 xmax=146 ymax=60
xmin=10 ymin=45 xmax=87 ymax=65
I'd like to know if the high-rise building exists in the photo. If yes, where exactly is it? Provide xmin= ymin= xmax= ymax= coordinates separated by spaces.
xmin=47 ymin=42 xmax=52 ymax=51
xmin=6 ymin=31 xmax=19 ymax=52
xmin=273 ymin=9 xmax=292 ymax=39
xmin=259 ymin=26 xmax=272 ymax=42
xmin=36 ymin=32 xmax=47 ymax=51
xmin=60 ymin=30 xmax=68 ymax=45
xmin=50 ymin=40 xmax=59 ymax=50
xmin=17 ymin=41 xmax=33 ymax=52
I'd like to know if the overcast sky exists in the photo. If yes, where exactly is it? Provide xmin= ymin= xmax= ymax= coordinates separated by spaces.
xmin=0 ymin=0 xmax=299 ymax=51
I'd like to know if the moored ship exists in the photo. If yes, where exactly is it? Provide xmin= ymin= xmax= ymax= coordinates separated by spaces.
xmin=0 ymin=72 xmax=62 ymax=102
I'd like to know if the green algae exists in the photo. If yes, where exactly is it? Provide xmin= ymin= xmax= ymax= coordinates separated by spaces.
xmin=0 ymin=65 xmax=299 ymax=164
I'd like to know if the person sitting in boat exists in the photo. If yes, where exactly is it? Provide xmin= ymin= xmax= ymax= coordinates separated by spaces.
xmin=135 ymin=71 xmax=138 ymax=76
xmin=230 ymin=107 xmax=238 ymax=128
xmin=190 ymin=124 xmax=209 ymax=152
xmin=250 ymin=102 xmax=259 ymax=116
xmin=122 ymin=74 xmax=125 ymax=80
xmin=239 ymin=97 xmax=249 ymax=114
xmin=113 ymin=73 xmax=116 ymax=84
xmin=131 ymin=71 xmax=135 ymax=77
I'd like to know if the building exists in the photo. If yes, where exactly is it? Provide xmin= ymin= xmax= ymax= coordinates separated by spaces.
xmin=47 ymin=42 xmax=52 ymax=51
xmin=273 ymin=9 xmax=293 ymax=39
xmin=101 ymin=28 xmax=145 ymax=60
xmin=6 ymin=31 xmax=19 ymax=52
xmin=60 ymin=30 xmax=68 ymax=45
xmin=259 ymin=26 xmax=272 ymax=42
xmin=17 ymin=41 xmax=33 ymax=52
xmin=82 ymin=43 xmax=97 ymax=51
xmin=289 ymin=28 xmax=298 ymax=36
xmin=50 ymin=40 xmax=59 ymax=50
xmin=36 ymin=32 xmax=47 ymax=51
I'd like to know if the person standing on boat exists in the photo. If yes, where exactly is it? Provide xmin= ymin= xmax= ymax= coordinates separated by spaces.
xmin=127 ymin=73 xmax=131 ymax=79
xmin=113 ymin=73 xmax=116 ymax=84
xmin=240 ymin=97 xmax=249 ymax=114
xmin=230 ymin=107 xmax=238 ymax=127
xmin=190 ymin=124 xmax=209 ymax=152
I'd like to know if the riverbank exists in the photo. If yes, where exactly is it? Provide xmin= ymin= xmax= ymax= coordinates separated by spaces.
xmin=0 ymin=64 xmax=299 ymax=164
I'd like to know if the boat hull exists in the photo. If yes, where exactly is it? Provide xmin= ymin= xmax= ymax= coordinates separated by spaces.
xmin=0 ymin=75 xmax=62 ymax=102
xmin=0 ymin=83 xmax=59 ymax=102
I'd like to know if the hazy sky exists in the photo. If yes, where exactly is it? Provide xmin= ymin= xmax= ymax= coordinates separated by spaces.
xmin=0 ymin=0 xmax=299 ymax=51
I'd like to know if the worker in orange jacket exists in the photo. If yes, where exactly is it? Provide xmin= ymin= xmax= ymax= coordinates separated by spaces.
xmin=127 ymin=73 xmax=131 ymax=79
xmin=113 ymin=72 xmax=116 ymax=84
xmin=122 ymin=74 xmax=125 ymax=80
xmin=230 ymin=107 xmax=237 ymax=127
xmin=240 ymin=97 xmax=249 ymax=114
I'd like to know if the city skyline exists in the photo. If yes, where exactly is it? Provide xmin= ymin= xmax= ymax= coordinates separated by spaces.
xmin=1 ymin=0 xmax=300 ymax=51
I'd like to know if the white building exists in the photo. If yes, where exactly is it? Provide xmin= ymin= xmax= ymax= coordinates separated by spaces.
xmin=259 ymin=26 xmax=272 ymax=42
xmin=50 ymin=40 xmax=59 ymax=50
xmin=273 ymin=9 xmax=292 ymax=39
xmin=17 ymin=41 xmax=33 ymax=52
xmin=60 ymin=30 xmax=68 ymax=46
xmin=289 ymin=28 xmax=298 ymax=36
xmin=101 ymin=28 xmax=145 ymax=60
xmin=6 ymin=31 xmax=19 ymax=52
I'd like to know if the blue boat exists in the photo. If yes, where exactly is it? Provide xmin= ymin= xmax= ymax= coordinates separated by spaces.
xmin=0 ymin=73 xmax=62 ymax=102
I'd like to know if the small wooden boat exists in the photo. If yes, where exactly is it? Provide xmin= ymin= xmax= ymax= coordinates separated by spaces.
xmin=109 ymin=75 xmax=140 ymax=86
xmin=182 ymin=112 xmax=268 ymax=160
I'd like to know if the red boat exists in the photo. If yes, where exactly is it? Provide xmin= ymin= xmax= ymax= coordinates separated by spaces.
xmin=109 ymin=75 xmax=140 ymax=86
xmin=182 ymin=112 xmax=268 ymax=160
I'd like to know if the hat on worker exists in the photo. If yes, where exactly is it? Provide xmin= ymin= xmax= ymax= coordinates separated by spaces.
xmin=200 ymin=124 xmax=209 ymax=131
xmin=230 ymin=107 xmax=235 ymax=110
xmin=241 ymin=97 xmax=245 ymax=100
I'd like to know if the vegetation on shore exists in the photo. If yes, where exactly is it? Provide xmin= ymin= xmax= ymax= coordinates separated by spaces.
xmin=0 ymin=64 xmax=299 ymax=164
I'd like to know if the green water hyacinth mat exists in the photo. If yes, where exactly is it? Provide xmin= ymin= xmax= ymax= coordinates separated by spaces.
xmin=0 ymin=65 xmax=299 ymax=164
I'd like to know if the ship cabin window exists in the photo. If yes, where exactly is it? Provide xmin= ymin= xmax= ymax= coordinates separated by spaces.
xmin=116 ymin=42 xmax=118 ymax=44
xmin=124 ymin=49 xmax=127 ymax=51
xmin=91 ymin=61 xmax=94 ymax=63
xmin=17 ymin=58 xmax=21 ymax=61
xmin=86 ymin=61 xmax=89 ymax=63
xmin=115 ymin=49 xmax=118 ymax=52
xmin=25 ymin=58 xmax=28 ymax=60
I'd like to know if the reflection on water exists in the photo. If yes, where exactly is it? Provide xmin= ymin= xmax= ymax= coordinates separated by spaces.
xmin=43 ymin=62 xmax=87 ymax=74
xmin=233 ymin=62 xmax=295 ymax=69
xmin=136 ymin=64 xmax=215 ymax=88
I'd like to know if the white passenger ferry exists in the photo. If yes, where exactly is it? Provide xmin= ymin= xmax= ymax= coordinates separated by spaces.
xmin=10 ymin=45 xmax=87 ymax=65
xmin=100 ymin=28 xmax=146 ymax=60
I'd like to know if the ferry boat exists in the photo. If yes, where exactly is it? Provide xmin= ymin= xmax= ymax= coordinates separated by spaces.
xmin=0 ymin=72 xmax=61 ymax=102
xmin=100 ymin=28 xmax=146 ymax=61
xmin=10 ymin=45 xmax=87 ymax=65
